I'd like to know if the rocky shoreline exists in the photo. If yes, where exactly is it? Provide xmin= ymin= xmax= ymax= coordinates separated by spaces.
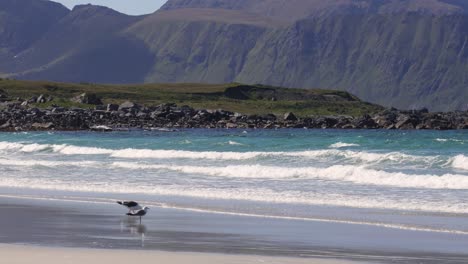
xmin=1 ymin=100 xmax=467 ymax=131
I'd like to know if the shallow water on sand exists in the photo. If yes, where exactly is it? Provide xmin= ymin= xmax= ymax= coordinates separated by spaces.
xmin=0 ymin=129 xmax=467 ymax=237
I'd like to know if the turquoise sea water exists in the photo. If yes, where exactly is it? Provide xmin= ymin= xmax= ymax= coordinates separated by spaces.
xmin=0 ymin=129 xmax=467 ymax=234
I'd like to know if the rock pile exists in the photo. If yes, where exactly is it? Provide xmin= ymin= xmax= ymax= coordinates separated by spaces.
xmin=0 ymin=102 xmax=467 ymax=131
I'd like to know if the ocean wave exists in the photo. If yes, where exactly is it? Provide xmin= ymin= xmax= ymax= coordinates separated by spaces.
xmin=1 ymin=194 xmax=467 ymax=235
xmin=228 ymin=140 xmax=245 ymax=146
xmin=0 ymin=158 xmax=98 ymax=167
xmin=0 ymin=177 xmax=466 ymax=214
xmin=0 ymin=142 xmax=113 ymax=155
xmin=436 ymin=138 xmax=466 ymax=143
xmin=51 ymin=145 xmax=113 ymax=155
xmin=0 ymin=141 xmax=450 ymax=165
xmin=0 ymin=142 xmax=47 ymax=152
xmin=110 ymin=149 xmax=263 ymax=160
xmin=111 ymin=162 xmax=468 ymax=190
xmin=329 ymin=142 xmax=360 ymax=148
xmin=452 ymin=155 xmax=468 ymax=170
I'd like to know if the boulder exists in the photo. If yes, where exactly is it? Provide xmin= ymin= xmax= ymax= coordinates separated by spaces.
xmin=226 ymin=122 xmax=238 ymax=129
xmin=284 ymin=112 xmax=298 ymax=121
xmin=106 ymin=104 xmax=119 ymax=112
xmin=51 ymin=107 xmax=65 ymax=113
xmin=0 ymin=120 xmax=11 ymax=129
xmin=119 ymin=101 xmax=139 ymax=111
xmin=71 ymin=93 xmax=103 ymax=105
xmin=395 ymin=115 xmax=413 ymax=129
xmin=354 ymin=114 xmax=378 ymax=129
xmin=36 ymin=94 xmax=47 ymax=103
xmin=261 ymin=114 xmax=277 ymax=121
xmin=32 ymin=122 xmax=54 ymax=129
xmin=316 ymin=116 xmax=339 ymax=128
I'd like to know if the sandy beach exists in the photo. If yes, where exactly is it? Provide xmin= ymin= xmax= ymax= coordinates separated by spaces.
xmin=1 ymin=244 xmax=359 ymax=264
xmin=1 ymin=195 xmax=468 ymax=264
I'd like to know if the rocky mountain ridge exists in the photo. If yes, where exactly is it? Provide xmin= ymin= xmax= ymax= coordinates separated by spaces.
xmin=0 ymin=0 xmax=467 ymax=111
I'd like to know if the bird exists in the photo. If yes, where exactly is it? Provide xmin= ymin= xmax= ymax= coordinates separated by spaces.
xmin=127 ymin=207 xmax=150 ymax=224
xmin=117 ymin=201 xmax=150 ymax=223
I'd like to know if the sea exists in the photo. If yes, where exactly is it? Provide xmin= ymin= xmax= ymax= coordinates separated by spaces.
xmin=1 ymin=129 xmax=467 ymax=236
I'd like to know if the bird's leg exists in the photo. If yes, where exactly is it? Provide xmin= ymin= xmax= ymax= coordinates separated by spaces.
xmin=140 ymin=216 xmax=142 ymax=224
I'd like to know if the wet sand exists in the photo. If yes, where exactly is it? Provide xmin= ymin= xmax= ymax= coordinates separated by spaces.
xmin=1 ymin=196 xmax=468 ymax=263
xmin=0 ymin=244 xmax=356 ymax=264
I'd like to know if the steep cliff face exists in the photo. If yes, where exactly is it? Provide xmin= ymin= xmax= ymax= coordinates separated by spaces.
xmin=127 ymin=3 xmax=468 ymax=110
xmin=1 ymin=4 xmax=154 ymax=83
xmin=160 ymin=0 xmax=467 ymax=18
xmin=1 ymin=0 xmax=468 ymax=110
xmin=0 ymin=0 xmax=68 ymax=58
xmin=126 ymin=8 xmax=270 ymax=83
xmin=236 ymin=13 xmax=468 ymax=110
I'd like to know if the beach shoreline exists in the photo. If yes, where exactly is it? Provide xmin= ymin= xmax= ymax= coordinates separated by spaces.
xmin=0 ymin=244 xmax=361 ymax=264
xmin=1 ymin=195 xmax=468 ymax=263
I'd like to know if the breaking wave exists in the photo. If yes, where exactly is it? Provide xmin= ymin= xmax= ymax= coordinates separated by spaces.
xmin=452 ymin=155 xmax=468 ymax=170
xmin=0 ymin=158 xmax=98 ymax=167
xmin=0 ymin=177 xmax=466 ymax=214
xmin=329 ymin=142 xmax=360 ymax=148
xmin=111 ymin=162 xmax=468 ymax=190
xmin=0 ymin=141 xmax=446 ymax=165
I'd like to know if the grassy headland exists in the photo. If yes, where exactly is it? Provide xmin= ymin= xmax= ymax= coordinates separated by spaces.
xmin=0 ymin=79 xmax=383 ymax=117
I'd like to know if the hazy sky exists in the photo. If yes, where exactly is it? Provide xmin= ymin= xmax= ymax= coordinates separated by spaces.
xmin=54 ymin=0 xmax=167 ymax=15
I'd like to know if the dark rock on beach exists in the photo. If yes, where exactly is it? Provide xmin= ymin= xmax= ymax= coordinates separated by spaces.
xmin=0 ymin=101 xmax=467 ymax=131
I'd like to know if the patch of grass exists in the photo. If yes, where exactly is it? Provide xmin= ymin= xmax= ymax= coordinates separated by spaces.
xmin=0 ymin=79 xmax=383 ymax=117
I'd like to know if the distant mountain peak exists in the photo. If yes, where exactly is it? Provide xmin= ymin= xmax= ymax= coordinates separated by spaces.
xmin=71 ymin=4 xmax=124 ymax=16
xmin=161 ymin=0 xmax=467 ymax=18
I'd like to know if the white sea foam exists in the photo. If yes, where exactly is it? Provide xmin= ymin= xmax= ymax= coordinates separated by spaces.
xmin=111 ymin=162 xmax=468 ymax=190
xmin=110 ymin=149 xmax=264 ymax=160
xmin=51 ymin=145 xmax=113 ymax=155
xmin=329 ymin=142 xmax=360 ymax=148
xmin=452 ymin=155 xmax=468 ymax=170
xmin=436 ymin=138 xmax=465 ymax=143
xmin=0 ymin=158 xmax=98 ymax=167
xmin=228 ymin=140 xmax=245 ymax=146
xmin=0 ymin=177 xmax=467 ymax=214
xmin=0 ymin=141 xmax=450 ymax=165
xmin=0 ymin=142 xmax=62 ymax=153
xmin=0 ymin=194 xmax=466 ymax=235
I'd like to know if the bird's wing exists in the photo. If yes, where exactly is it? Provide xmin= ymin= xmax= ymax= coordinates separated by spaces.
xmin=129 ymin=205 xmax=143 ymax=211
xmin=118 ymin=201 xmax=140 ymax=208
xmin=124 ymin=201 xmax=139 ymax=207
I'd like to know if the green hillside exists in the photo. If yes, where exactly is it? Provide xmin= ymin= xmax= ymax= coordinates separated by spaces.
xmin=0 ymin=0 xmax=467 ymax=111
xmin=0 ymin=79 xmax=382 ymax=117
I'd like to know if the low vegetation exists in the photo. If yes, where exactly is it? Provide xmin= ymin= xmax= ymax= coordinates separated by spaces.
xmin=0 ymin=79 xmax=383 ymax=117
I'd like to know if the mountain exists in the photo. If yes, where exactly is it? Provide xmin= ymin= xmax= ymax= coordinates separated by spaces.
xmin=0 ymin=0 xmax=467 ymax=111
xmin=160 ymin=0 xmax=468 ymax=18
xmin=0 ymin=3 xmax=154 ymax=83
xmin=0 ymin=0 xmax=68 ymax=59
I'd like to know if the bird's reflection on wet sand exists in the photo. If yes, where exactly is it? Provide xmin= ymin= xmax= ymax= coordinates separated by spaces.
xmin=120 ymin=218 xmax=147 ymax=247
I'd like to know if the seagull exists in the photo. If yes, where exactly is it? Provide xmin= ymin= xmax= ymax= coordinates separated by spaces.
xmin=117 ymin=201 xmax=150 ymax=223
xmin=127 ymin=207 xmax=150 ymax=224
